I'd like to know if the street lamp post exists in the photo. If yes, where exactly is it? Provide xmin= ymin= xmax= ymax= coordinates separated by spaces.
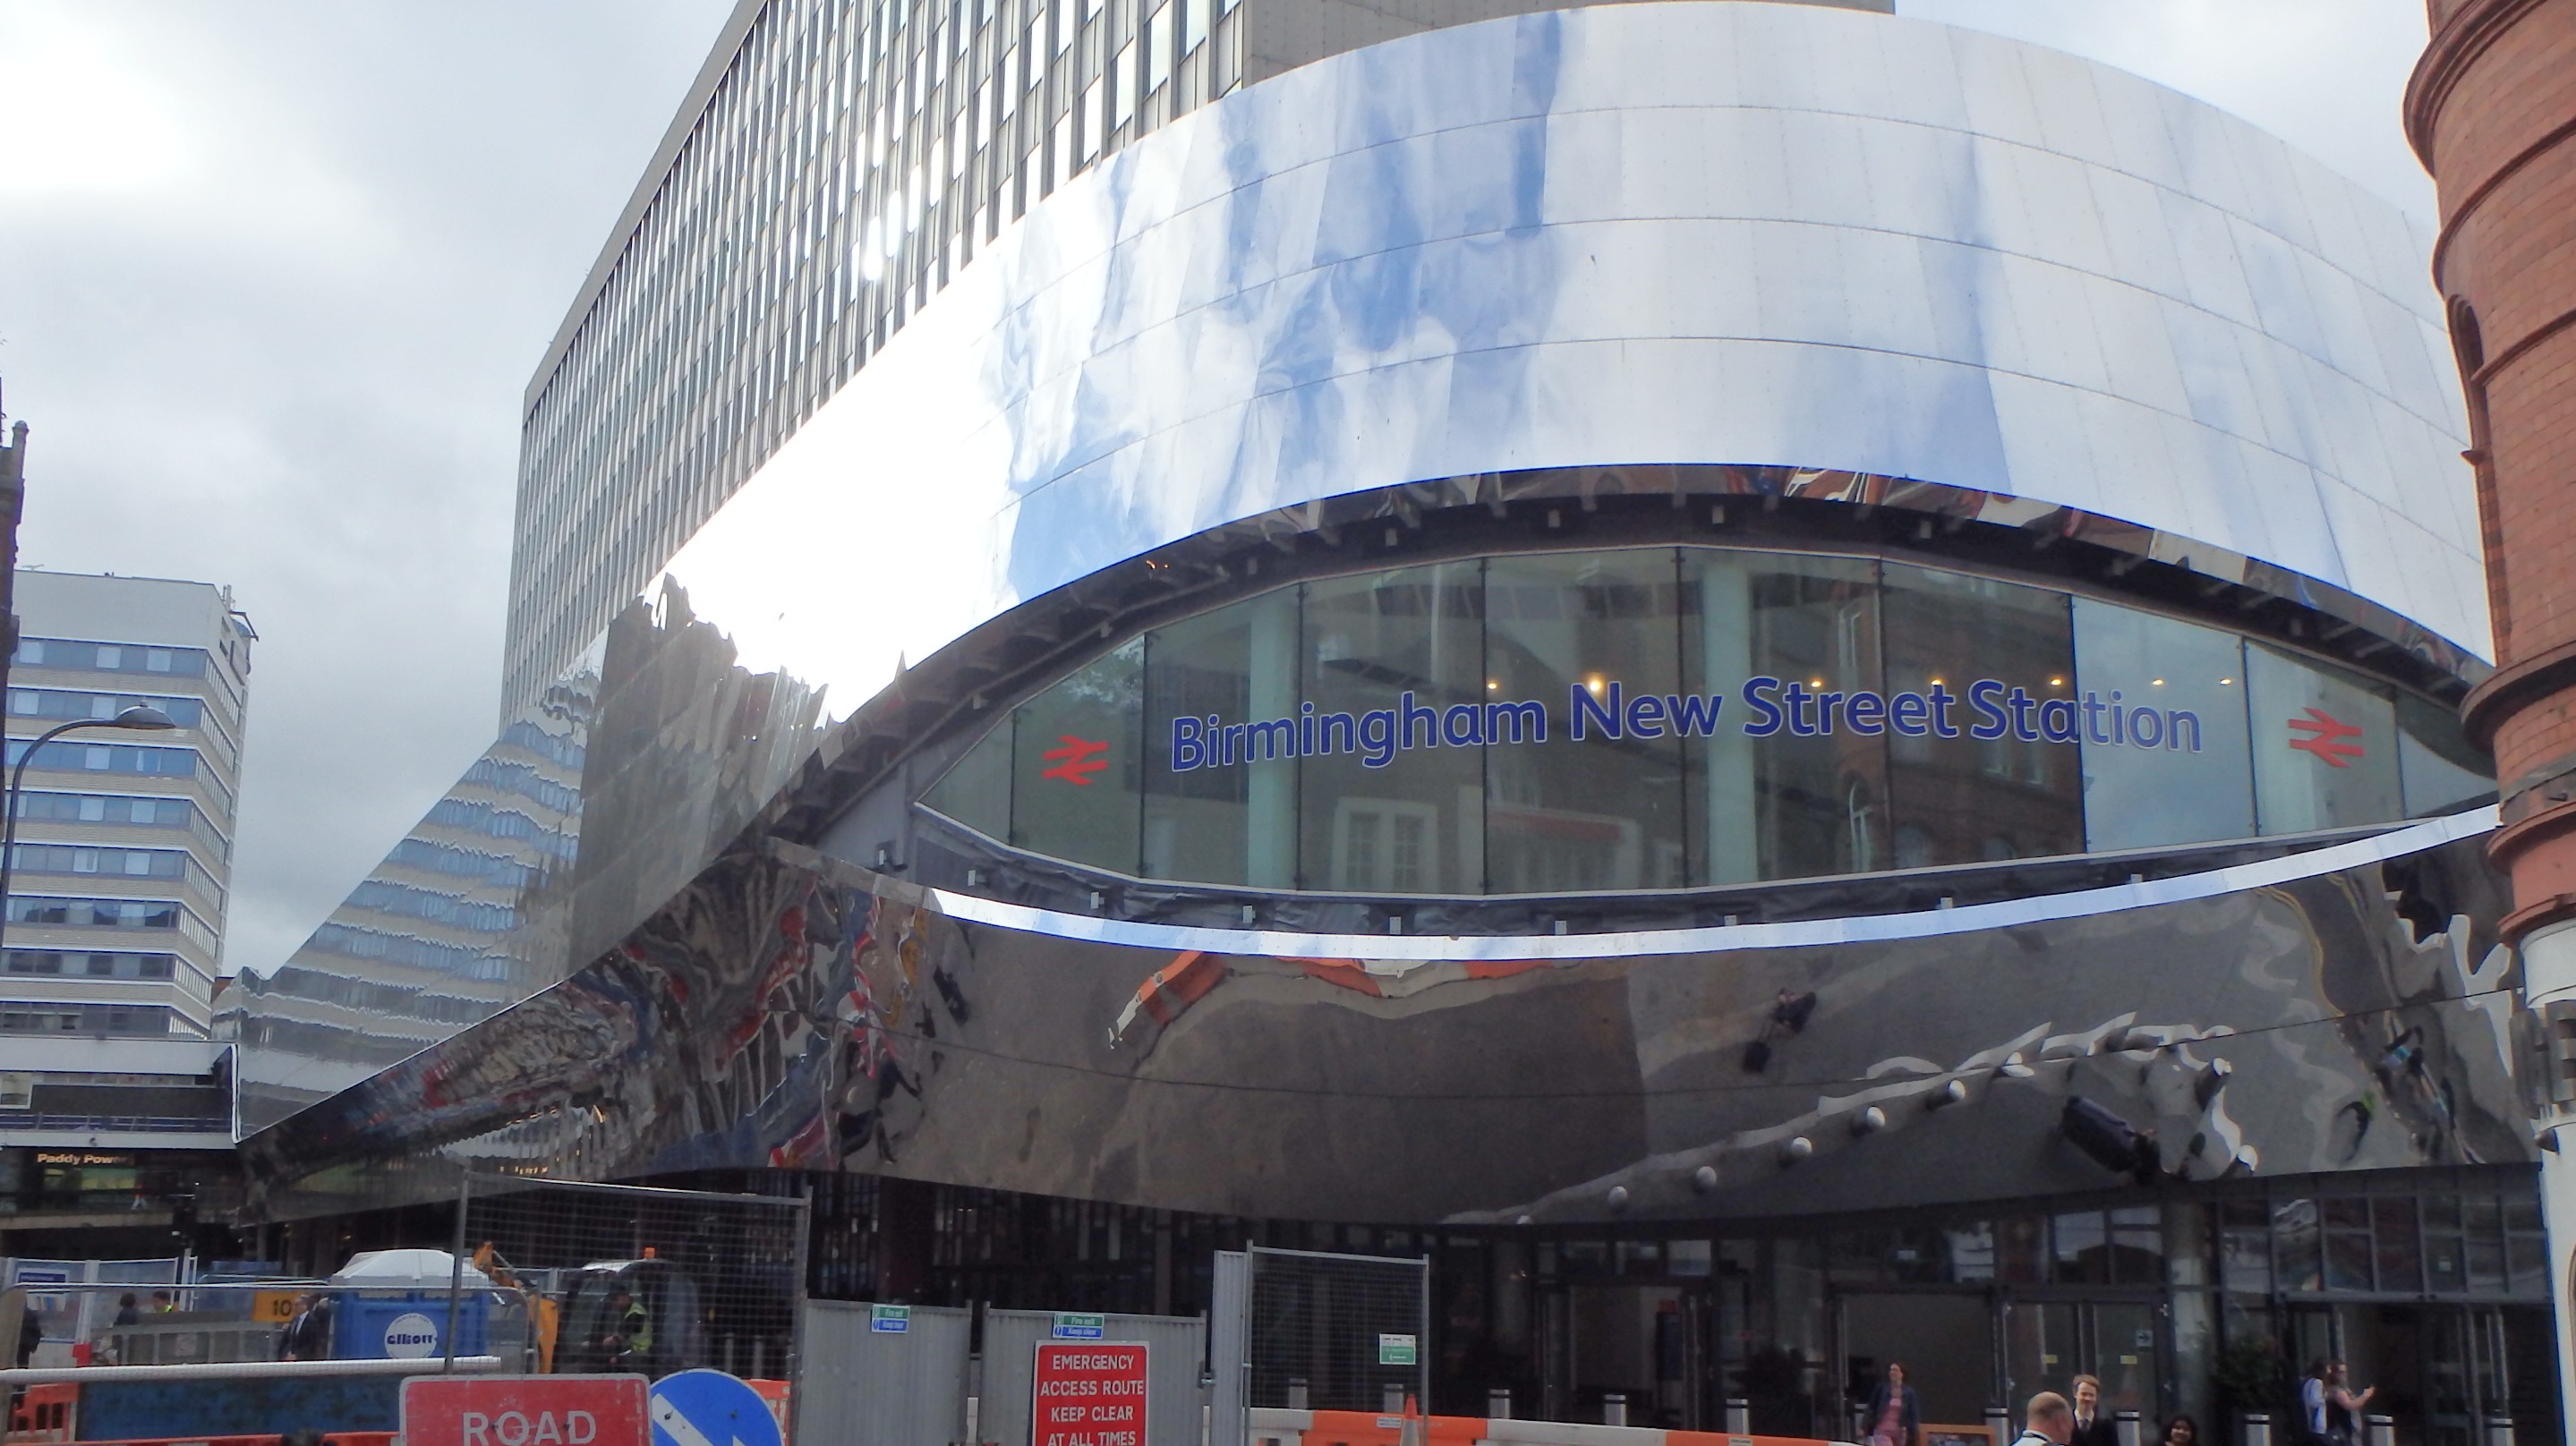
xmin=0 ymin=704 xmax=179 ymax=951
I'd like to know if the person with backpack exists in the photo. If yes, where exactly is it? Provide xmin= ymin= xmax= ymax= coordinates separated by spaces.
xmin=2299 ymin=1361 xmax=2336 ymax=1446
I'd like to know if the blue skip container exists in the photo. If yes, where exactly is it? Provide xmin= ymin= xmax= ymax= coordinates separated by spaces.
xmin=327 ymin=1248 xmax=492 ymax=1360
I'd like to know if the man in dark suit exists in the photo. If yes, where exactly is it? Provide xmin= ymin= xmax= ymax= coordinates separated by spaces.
xmin=2069 ymin=1375 xmax=2120 ymax=1446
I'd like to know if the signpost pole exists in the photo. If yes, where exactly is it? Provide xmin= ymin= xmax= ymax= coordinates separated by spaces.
xmin=443 ymin=1171 xmax=471 ymax=1374
xmin=1415 ymin=1255 xmax=1429 ymax=1417
xmin=787 ymin=1186 xmax=812 ymax=1446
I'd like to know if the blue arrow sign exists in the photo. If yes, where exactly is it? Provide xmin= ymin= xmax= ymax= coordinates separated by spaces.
xmin=650 ymin=1369 xmax=784 ymax=1446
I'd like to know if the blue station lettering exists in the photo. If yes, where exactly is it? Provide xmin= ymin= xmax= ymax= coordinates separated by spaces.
xmin=1167 ymin=677 xmax=2204 ymax=772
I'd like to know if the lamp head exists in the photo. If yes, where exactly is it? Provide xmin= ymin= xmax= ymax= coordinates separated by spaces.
xmin=110 ymin=705 xmax=177 ymax=731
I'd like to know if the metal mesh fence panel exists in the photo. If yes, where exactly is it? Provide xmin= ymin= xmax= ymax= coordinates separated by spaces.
xmin=1243 ymin=1246 xmax=1428 ymax=1415
xmin=455 ymin=1173 xmax=808 ymax=1382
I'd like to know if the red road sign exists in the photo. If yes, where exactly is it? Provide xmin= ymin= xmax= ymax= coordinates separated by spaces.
xmin=1031 ymin=1341 xmax=1148 ymax=1446
xmin=403 ymin=1374 xmax=650 ymax=1446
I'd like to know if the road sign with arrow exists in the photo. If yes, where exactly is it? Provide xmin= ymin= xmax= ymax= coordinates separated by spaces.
xmin=649 ymin=1369 xmax=784 ymax=1446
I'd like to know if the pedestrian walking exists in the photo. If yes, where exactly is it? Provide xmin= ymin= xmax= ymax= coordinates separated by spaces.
xmin=1864 ymin=1362 xmax=1923 ymax=1446
xmin=2323 ymin=1361 xmax=2376 ymax=1446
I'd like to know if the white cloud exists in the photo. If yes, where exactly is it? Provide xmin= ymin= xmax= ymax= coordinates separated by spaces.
xmin=0 ymin=13 xmax=195 ymax=197
xmin=0 ymin=1 xmax=735 ymax=976
xmin=1900 ymin=0 xmax=2437 ymax=225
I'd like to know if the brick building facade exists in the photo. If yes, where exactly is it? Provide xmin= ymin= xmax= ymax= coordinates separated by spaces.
xmin=2409 ymin=0 xmax=2576 ymax=1435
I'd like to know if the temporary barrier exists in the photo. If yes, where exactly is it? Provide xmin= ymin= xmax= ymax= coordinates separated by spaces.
xmin=980 ymin=1310 xmax=1206 ymax=1446
xmin=0 ymin=1357 xmax=506 ymax=1442
xmin=1244 ymin=1406 xmax=1844 ymax=1446
xmin=792 ymin=1301 xmax=970 ymax=1446
xmin=2 ymin=1259 xmax=184 ymax=1366
xmin=5 ymin=1382 xmax=75 ymax=1443
xmin=13 ymin=1420 xmax=391 ymax=1430
xmin=94 ymin=1318 xmax=286 ymax=1367
xmin=1210 ymin=1247 xmax=1429 ymax=1446
xmin=456 ymin=1175 xmax=807 ymax=1381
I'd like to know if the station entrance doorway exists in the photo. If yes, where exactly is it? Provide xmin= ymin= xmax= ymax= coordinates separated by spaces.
xmin=1538 ymin=1280 xmax=1713 ymax=1428
xmin=1834 ymin=1291 xmax=2168 ymax=1435
xmin=1839 ymin=1294 xmax=1995 ymax=1430
xmin=1998 ymin=1298 xmax=2162 ymax=1417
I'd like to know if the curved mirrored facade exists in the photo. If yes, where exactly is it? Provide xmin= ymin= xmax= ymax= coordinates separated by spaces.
xmin=920 ymin=538 xmax=2491 ymax=897
xmin=217 ymin=0 xmax=2559 ymax=1428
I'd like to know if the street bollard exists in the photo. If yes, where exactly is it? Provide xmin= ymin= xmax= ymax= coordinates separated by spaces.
xmin=2366 ymin=1416 xmax=2394 ymax=1446
xmin=1287 ymin=1379 xmax=1309 ymax=1411
xmin=2243 ymin=1411 xmax=2273 ymax=1446
xmin=2118 ymin=1409 xmax=2142 ymax=1446
xmin=1728 ymin=1399 xmax=1753 ymax=1435
xmin=1988 ymin=1408 xmax=2015 ymax=1445
xmin=1488 ymin=1389 xmax=1512 ymax=1421
xmin=2486 ymin=1415 xmax=2515 ymax=1446
xmin=1604 ymin=1392 xmax=1628 ymax=1427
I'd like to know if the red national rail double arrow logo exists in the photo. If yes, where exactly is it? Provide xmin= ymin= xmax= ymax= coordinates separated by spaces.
xmin=1040 ymin=734 xmax=1110 ymax=785
xmin=2287 ymin=708 xmax=2366 ymax=768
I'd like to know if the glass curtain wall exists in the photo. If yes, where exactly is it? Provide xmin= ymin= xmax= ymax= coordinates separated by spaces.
xmin=922 ymin=547 xmax=2493 ymax=895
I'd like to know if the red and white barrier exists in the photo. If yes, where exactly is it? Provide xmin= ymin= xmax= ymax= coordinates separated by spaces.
xmin=1248 ymin=1405 xmax=1849 ymax=1446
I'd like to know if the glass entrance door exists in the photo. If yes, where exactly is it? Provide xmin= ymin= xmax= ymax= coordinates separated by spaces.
xmin=2001 ymin=1300 xmax=2164 ymax=1417
xmin=2003 ymin=1301 xmax=2080 ymax=1405
xmin=2090 ymin=1302 xmax=2161 ymax=1417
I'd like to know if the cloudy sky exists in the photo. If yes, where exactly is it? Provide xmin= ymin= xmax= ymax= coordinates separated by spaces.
xmin=0 ymin=0 xmax=2441 ymax=979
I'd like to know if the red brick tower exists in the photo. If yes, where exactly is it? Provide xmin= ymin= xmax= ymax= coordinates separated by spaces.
xmin=2409 ymin=0 xmax=2576 ymax=1423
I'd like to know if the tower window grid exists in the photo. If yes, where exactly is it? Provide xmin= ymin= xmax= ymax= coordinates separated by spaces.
xmin=503 ymin=0 xmax=1240 ymax=720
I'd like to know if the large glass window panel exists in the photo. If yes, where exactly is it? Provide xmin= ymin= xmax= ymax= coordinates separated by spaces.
xmin=1882 ymin=565 xmax=2082 ymax=865
xmin=2247 ymin=645 xmax=2401 ymax=834
xmin=2397 ymin=693 xmax=2494 ymax=817
xmin=2464 ymin=1194 xmax=2507 ymax=1291
xmin=1683 ymin=552 xmax=1885 ymax=883
xmin=1299 ymin=563 xmax=1484 ymax=894
xmin=1484 ymin=550 xmax=1685 ymax=893
xmin=923 ymin=713 xmax=1012 ymax=838
xmin=2071 ymin=599 xmax=2255 ymax=850
xmin=1142 ymin=588 xmax=1298 ymax=888
xmin=2273 ymin=1198 xmax=2322 ymax=1293
xmin=2323 ymin=1197 xmax=2373 ymax=1290
xmin=1009 ymin=636 xmax=1143 ymax=872
xmin=2374 ymin=1197 xmax=2421 ymax=1295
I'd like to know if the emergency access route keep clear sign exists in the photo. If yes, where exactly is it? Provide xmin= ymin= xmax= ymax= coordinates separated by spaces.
xmin=1032 ymin=1340 xmax=1147 ymax=1446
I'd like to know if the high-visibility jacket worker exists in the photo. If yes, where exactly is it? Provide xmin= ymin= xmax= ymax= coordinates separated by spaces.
xmin=602 ymin=1289 xmax=653 ymax=1358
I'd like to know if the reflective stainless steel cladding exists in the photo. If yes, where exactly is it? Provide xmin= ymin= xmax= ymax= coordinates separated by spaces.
xmin=242 ymin=0 xmax=2498 ymax=1269
xmin=500 ymin=0 xmax=1896 ymax=723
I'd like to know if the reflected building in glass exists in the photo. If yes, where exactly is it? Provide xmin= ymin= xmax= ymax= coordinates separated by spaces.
xmin=223 ymin=0 xmax=2558 ymax=1438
